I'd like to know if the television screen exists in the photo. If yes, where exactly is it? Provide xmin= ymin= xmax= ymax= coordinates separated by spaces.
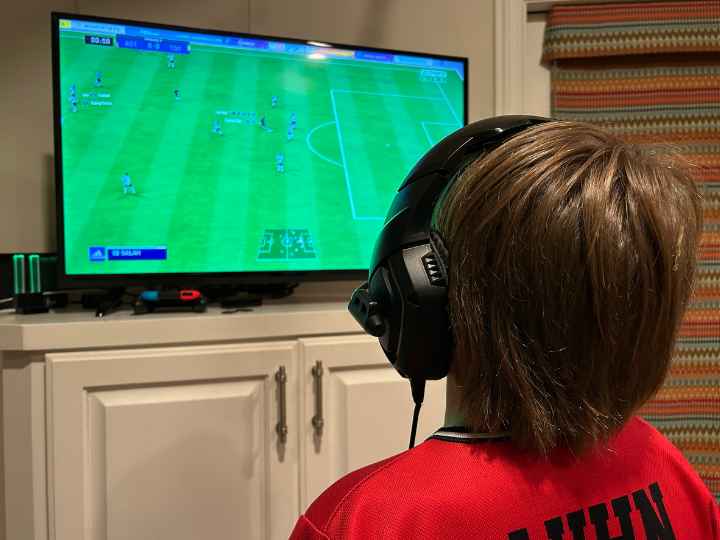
xmin=53 ymin=14 xmax=467 ymax=280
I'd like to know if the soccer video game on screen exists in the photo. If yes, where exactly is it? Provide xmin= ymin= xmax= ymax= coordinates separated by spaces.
xmin=57 ymin=17 xmax=466 ymax=275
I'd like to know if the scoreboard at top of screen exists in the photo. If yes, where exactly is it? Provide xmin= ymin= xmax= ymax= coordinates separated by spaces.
xmin=58 ymin=17 xmax=466 ymax=76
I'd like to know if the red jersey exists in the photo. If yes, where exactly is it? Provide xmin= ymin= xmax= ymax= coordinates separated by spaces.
xmin=290 ymin=417 xmax=719 ymax=539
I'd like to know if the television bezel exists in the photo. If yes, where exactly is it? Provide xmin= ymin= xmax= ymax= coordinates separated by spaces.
xmin=51 ymin=12 xmax=469 ymax=289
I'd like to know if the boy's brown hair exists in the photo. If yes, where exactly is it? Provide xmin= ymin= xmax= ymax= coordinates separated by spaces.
xmin=433 ymin=121 xmax=703 ymax=455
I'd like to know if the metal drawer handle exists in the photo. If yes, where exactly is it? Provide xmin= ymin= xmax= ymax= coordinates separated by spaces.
xmin=275 ymin=366 xmax=288 ymax=445
xmin=311 ymin=361 xmax=324 ymax=441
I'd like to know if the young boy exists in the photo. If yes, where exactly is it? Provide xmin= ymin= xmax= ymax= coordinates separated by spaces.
xmin=290 ymin=121 xmax=719 ymax=539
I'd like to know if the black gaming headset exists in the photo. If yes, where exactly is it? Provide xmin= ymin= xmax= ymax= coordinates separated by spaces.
xmin=348 ymin=115 xmax=550 ymax=447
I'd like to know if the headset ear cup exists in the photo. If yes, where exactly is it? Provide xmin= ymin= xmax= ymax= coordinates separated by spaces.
xmin=386 ymin=244 xmax=451 ymax=380
xmin=429 ymin=229 xmax=450 ymax=282
xmin=348 ymin=282 xmax=386 ymax=337
xmin=368 ymin=265 xmax=400 ymax=363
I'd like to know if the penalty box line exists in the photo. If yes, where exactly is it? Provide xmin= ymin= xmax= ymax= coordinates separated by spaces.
xmin=435 ymin=81 xmax=462 ymax=127
xmin=330 ymin=89 xmax=446 ymax=221
xmin=421 ymin=121 xmax=459 ymax=147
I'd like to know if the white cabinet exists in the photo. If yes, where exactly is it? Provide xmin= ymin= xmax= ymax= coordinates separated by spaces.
xmin=299 ymin=335 xmax=446 ymax=508
xmin=45 ymin=342 xmax=299 ymax=540
xmin=0 ymin=306 xmax=450 ymax=540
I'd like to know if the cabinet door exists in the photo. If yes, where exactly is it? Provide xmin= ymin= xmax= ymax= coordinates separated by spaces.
xmin=299 ymin=335 xmax=446 ymax=508
xmin=45 ymin=342 xmax=298 ymax=540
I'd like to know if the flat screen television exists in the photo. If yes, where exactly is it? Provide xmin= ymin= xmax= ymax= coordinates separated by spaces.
xmin=52 ymin=13 xmax=468 ymax=288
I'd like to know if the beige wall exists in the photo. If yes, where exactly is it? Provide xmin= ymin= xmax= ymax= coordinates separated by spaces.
xmin=0 ymin=0 xmax=494 ymax=254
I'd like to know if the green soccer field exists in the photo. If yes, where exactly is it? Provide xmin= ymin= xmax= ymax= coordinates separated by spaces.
xmin=58 ymin=30 xmax=465 ymax=275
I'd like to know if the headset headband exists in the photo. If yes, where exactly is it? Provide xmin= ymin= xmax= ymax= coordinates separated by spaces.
xmin=370 ymin=116 xmax=549 ymax=275
xmin=350 ymin=115 xmax=551 ymax=384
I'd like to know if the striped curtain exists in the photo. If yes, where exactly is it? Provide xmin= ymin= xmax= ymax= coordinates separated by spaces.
xmin=543 ymin=1 xmax=720 ymax=500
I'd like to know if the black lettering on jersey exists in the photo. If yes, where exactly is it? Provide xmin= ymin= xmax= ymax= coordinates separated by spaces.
xmin=506 ymin=483 xmax=675 ymax=540
xmin=589 ymin=495 xmax=634 ymax=539
xmin=545 ymin=517 xmax=564 ymax=539
xmin=632 ymin=483 xmax=676 ymax=540
xmin=567 ymin=509 xmax=587 ymax=539
xmin=611 ymin=496 xmax=635 ymax=539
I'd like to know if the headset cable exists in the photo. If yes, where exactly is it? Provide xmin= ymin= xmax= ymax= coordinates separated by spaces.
xmin=409 ymin=378 xmax=426 ymax=449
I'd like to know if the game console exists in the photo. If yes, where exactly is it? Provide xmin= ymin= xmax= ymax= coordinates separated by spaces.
xmin=133 ymin=289 xmax=207 ymax=314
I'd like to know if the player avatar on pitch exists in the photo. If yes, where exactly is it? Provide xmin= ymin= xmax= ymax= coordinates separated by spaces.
xmin=213 ymin=119 xmax=223 ymax=136
xmin=276 ymin=153 xmax=285 ymax=173
xmin=121 ymin=172 xmax=136 ymax=195
xmin=260 ymin=115 xmax=271 ymax=132
xmin=68 ymin=84 xmax=78 ymax=113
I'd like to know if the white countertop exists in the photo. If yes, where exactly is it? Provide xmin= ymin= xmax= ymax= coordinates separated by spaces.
xmin=0 ymin=300 xmax=360 ymax=352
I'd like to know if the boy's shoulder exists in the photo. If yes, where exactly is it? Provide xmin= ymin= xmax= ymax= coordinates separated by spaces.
xmin=302 ymin=452 xmax=410 ymax=532
xmin=294 ymin=432 xmax=511 ymax=538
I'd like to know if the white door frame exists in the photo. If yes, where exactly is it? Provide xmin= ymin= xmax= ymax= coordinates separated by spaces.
xmin=494 ymin=0 xmax=529 ymax=115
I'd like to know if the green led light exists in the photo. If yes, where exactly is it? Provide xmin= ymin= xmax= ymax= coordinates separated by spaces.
xmin=28 ymin=254 xmax=41 ymax=293
xmin=12 ymin=254 xmax=26 ymax=295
